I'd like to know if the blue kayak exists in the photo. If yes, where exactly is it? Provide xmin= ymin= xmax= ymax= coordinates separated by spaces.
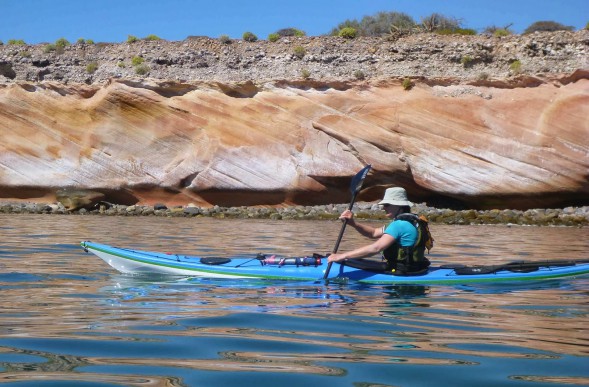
xmin=81 ymin=241 xmax=589 ymax=284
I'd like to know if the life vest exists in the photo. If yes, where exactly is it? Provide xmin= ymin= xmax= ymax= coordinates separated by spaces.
xmin=382 ymin=213 xmax=434 ymax=274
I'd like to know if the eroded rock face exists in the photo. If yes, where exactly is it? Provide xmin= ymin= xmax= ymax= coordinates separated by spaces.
xmin=1 ymin=74 xmax=587 ymax=210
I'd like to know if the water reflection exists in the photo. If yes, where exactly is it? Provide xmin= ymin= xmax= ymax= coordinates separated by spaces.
xmin=0 ymin=214 xmax=588 ymax=386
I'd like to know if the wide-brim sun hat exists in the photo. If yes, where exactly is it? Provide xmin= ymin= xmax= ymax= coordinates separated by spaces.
xmin=378 ymin=187 xmax=413 ymax=206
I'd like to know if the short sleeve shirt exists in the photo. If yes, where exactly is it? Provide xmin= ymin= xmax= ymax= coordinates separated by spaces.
xmin=383 ymin=220 xmax=418 ymax=247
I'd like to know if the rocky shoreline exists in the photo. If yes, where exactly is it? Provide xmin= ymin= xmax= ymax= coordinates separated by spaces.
xmin=1 ymin=201 xmax=587 ymax=227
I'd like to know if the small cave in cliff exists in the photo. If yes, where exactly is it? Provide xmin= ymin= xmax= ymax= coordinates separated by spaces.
xmin=197 ymin=189 xmax=287 ymax=207
xmin=99 ymin=188 xmax=140 ymax=206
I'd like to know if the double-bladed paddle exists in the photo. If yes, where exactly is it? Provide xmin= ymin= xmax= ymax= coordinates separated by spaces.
xmin=323 ymin=164 xmax=371 ymax=279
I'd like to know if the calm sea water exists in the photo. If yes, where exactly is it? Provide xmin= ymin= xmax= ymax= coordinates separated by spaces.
xmin=0 ymin=214 xmax=587 ymax=387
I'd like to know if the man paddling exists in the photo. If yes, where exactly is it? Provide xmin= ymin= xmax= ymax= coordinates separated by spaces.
xmin=327 ymin=187 xmax=433 ymax=275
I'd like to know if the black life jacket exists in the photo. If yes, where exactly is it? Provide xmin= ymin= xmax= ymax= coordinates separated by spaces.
xmin=382 ymin=213 xmax=434 ymax=274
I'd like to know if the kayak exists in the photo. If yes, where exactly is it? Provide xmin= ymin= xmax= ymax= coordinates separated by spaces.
xmin=80 ymin=241 xmax=589 ymax=284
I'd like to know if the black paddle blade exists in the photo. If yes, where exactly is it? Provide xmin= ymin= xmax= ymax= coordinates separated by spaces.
xmin=350 ymin=165 xmax=372 ymax=196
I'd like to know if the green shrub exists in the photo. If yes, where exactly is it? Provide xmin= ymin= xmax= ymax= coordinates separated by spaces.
xmin=268 ymin=33 xmax=280 ymax=42
xmin=127 ymin=35 xmax=139 ymax=43
xmin=509 ymin=60 xmax=522 ymax=74
xmin=86 ymin=62 xmax=98 ymax=73
xmin=354 ymin=70 xmax=365 ymax=80
xmin=117 ymin=61 xmax=126 ymax=68
xmin=437 ymin=28 xmax=477 ymax=35
xmin=20 ymin=50 xmax=31 ymax=57
xmin=301 ymin=69 xmax=311 ymax=79
xmin=43 ymin=44 xmax=56 ymax=53
xmin=8 ymin=39 xmax=26 ymax=45
xmin=242 ymin=31 xmax=258 ymax=42
xmin=293 ymin=45 xmax=306 ymax=59
xmin=329 ymin=11 xmax=415 ymax=37
xmin=275 ymin=28 xmax=306 ymax=37
xmin=55 ymin=37 xmax=70 ymax=48
xmin=131 ymin=56 xmax=144 ymax=66
xmin=461 ymin=55 xmax=473 ymax=67
xmin=523 ymin=21 xmax=574 ymax=34
xmin=76 ymin=38 xmax=94 ymax=44
xmin=402 ymin=78 xmax=414 ymax=90
xmin=493 ymin=29 xmax=511 ymax=37
xmin=329 ymin=20 xmax=360 ymax=36
xmin=483 ymin=25 xmax=514 ymax=36
xmin=338 ymin=27 xmax=357 ymax=39
xmin=219 ymin=35 xmax=232 ymax=44
xmin=421 ymin=13 xmax=461 ymax=32
xmin=586 ymin=22 xmax=589 ymax=30
xmin=135 ymin=64 xmax=150 ymax=75
xmin=144 ymin=34 xmax=161 ymax=41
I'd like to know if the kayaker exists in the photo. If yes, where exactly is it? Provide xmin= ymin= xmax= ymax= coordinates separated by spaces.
xmin=327 ymin=187 xmax=432 ymax=275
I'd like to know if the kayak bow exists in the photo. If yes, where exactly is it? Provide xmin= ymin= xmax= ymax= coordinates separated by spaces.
xmin=81 ymin=241 xmax=589 ymax=284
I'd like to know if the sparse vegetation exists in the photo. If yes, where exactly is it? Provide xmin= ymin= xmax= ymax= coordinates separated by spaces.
xmin=301 ymin=69 xmax=311 ymax=79
xmin=420 ymin=13 xmax=462 ymax=33
xmin=76 ymin=38 xmax=95 ymax=44
xmin=509 ymin=59 xmax=522 ymax=74
xmin=86 ymin=62 xmax=98 ymax=73
xmin=437 ymin=28 xmax=476 ymax=35
xmin=330 ymin=11 xmax=415 ymax=37
xmin=131 ymin=56 xmax=144 ymax=66
xmin=293 ymin=45 xmax=306 ymax=59
xmin=338 ymin=27 xmax=357 ymax=39
xmin=8 ymin=39 xmax=26 ymax=45
xmin=219 ymin=35 xmax=232 ymax=44
xmin=354 ymin=70 xmax=365 ymax=80
xmin=477 ymin=72 xmax=489 ymax=81
xmin=461 ymin=55 xmax=473 ymax=67
xmin=523 ymin=21 xmax=574 ymax=34
xmin=402 ymin=78 xmax=414 ymax=90
xmin=493 ymin=29 xmax=512 ymax=37
xmin=144 ymin=34 xmax=161 ymax=41
xmin=117 ymin=61 xmax=126 ymax=68
xmin=127 ymin=35 xmax=139 ymax=43
xmin=135 ymin=64 xmax=150 ymax=75
xmin=268 ymin=33 xmax=280 ymax=42
xmin=242 ymin=32 xmax=258 ymax=42
xmin=483 ymin=24 xmax=514 ymax=37
xmin=275 ymin=28 xmax=306 ymax=37
xmin=55 ymin=38 xmax=70 ymax=48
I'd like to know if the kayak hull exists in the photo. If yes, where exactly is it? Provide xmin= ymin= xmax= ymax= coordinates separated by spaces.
xmin=81 ymin=241 xmax=589 ymax=284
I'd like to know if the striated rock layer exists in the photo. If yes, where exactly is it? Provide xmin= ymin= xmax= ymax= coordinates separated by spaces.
xmin=1 ymin=74 xmax=588 ymax=210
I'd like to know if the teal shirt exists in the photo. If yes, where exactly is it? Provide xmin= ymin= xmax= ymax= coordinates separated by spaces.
xmin=383 ymin=220 xmax=417 ymax=247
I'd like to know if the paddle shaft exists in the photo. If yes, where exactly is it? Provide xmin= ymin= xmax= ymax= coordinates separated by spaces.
xmin=323 ymin=165 xmax=370 ymax=279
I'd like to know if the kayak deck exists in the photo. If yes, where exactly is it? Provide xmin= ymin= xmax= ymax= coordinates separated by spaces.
xmin=81 ymin=241 xmax=589 ymax=284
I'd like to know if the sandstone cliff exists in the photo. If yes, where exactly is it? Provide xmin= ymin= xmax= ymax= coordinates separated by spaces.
xmin=0 ymin=31 xmax=588 ymax=209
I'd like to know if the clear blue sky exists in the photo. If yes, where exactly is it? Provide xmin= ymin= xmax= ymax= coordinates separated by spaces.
xmin=1 ymin=0 xmax=587 ymax=44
